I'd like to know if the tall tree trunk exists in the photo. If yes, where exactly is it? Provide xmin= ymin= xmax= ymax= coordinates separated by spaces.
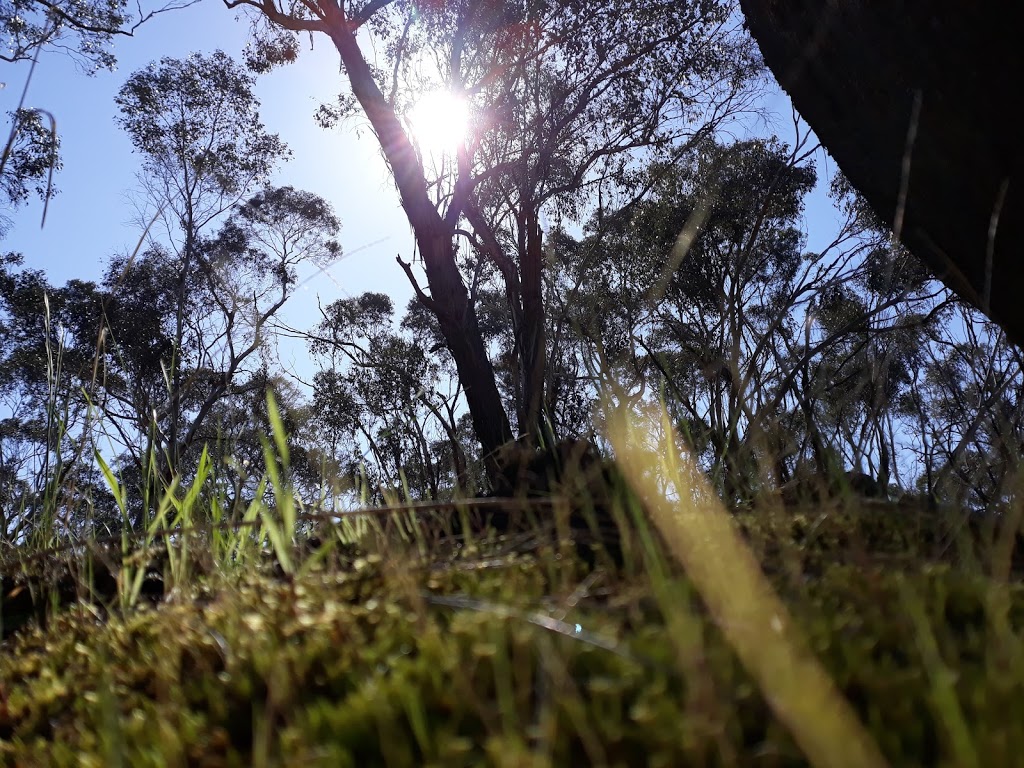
xmin=520 ymin=209 xmax=547 ymax=442
xmin=327 ymin=21 xmax=513 ymax=475
xmin=165 ymin=220 xmax=194 ymax=487
xmin=419 ymin=232 xmax=513 ymax=469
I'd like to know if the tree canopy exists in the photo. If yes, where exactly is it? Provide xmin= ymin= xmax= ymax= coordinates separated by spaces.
xmin=226 ymin=0 xmax=761 ymax=474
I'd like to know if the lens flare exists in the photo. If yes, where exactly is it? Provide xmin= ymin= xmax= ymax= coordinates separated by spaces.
xmin=407 ymin=90 xmax=468 ymax=156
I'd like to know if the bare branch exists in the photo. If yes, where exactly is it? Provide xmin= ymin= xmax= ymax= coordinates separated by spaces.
xmin=396 ymin=254 xmax=438 ymax=313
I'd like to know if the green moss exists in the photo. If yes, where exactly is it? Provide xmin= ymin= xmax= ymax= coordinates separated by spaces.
xmin=2 ymin=506 xmax=1024 ymax=766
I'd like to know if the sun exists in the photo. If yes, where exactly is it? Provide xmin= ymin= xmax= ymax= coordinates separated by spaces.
xmin=407 ymin=90 xmax=469 ymax=156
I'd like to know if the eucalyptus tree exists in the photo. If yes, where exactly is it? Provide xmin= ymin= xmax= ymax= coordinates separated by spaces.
xmin=308 ymin=292 xmax=476 ymax=502
xmin=0 ymin=108 xmax=60 ymax=238
xmin=911 ymin=309 xmax=1024 ymax=511
xmin=548 ymin=137 xmax=816 ymax=496
xmin=548 ymin=136 xmax=951 ymax=501
xmin=93 ymin=184 xmax=340 ymax=490
xmin=95 ymin=53 xmax=338 ymax=485
xmin=0 ymin=186 xmax=341 ymax=528
xmin=111 ymin=51 xmax=284 ymax=478
xmin=230 ymin=0 xmax=761 ymax=475
xmin=2 ymin=53 xmax=342 ymax=528
xmin=0 ymin=0 xmax=194 ymax=69
xmin=0 ymin=255 xmax=122 ymax=539
xmin=785 ymin=175 xmax=952 ymax=494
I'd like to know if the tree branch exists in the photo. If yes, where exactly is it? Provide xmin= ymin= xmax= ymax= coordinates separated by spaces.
xmin=396 ymin=254 xmax=438 ymax=313
xmin=222 ymin=0 xmax=327 ymax=34
xmin=350 ymin=0 xmax=393 ymax=28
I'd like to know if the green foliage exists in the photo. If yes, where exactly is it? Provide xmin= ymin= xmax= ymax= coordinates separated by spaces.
xmin=309 ymin=292 xmax=477 ymax=503
xmin=0 ymin=48 xmax=350 ymax=541
xmin=0 ymin=0 xmax=128 ymax=71
xmin=115 ymin=50 xmax=288 ymax=205
xmin=539 ymin=137 xmax=967 ymax=504
xmin=239 ymin=0 xmax=765 ymax=456
xmin=0 ymin=108 xmax=60 ymax=236
xmin=2 ymin=493 xmax=1024 ymax=766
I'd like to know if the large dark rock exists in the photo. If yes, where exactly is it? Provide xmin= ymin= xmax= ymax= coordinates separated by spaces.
xmin=741 ymin=1 xmax=1024 ymax=343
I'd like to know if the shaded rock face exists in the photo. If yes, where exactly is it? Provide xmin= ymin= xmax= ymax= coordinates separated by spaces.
xmin=741 ymin=1 xmax=1023 ymax=344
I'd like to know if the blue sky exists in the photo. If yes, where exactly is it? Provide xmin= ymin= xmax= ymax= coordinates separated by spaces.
xmin=1 ymin=0 xmax=413 ymax=380
xmin=0 ymin=1 xmax=844 ymax=385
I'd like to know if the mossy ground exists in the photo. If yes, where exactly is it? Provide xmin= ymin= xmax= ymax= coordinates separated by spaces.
xmin=1 ymin=499 xmax=1023 ymax=767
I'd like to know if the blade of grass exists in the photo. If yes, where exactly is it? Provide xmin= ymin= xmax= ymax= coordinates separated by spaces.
xmin=605 ymin=401 xmax=888 ymax=768
xmin=263 ymin=391 xmax=296 ymax=567
xmin=899 ymin=577 xmax=979 ymax=768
